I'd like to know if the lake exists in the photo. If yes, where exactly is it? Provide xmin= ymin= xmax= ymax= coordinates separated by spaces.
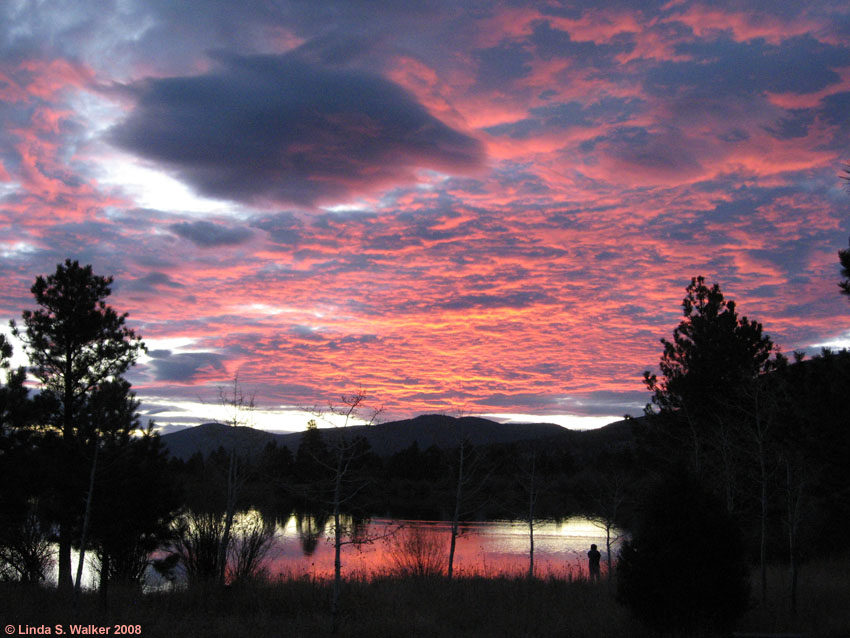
xmin=261 ymin=515 xmax=620 ymax=580
xmin=64 ymin=515 xmax=621 ymax=588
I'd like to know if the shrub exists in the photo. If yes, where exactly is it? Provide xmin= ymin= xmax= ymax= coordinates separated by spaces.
xmin=385 ymin=526 xmax=447 ymax=577
xmin=616 ymin=469 xmax=749 ymax=632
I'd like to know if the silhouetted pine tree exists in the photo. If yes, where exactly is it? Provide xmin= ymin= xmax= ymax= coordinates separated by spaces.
xmin=643 ymin=276 xmax=776 ymax=513
xmin=11 ymin=260 xmax=144 ymax=591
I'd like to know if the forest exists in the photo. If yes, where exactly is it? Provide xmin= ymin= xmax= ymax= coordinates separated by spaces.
xmin=1 ymin=258 xmax=849 ymax=637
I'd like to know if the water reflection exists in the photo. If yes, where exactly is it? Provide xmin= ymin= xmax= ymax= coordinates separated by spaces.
xmin=51 ymin=514 xmax=622 ymax=588
xmin=269 ymin=515 xmax=621 ymax=580
xmin=294 ymin=513 xmax=325 ymax=556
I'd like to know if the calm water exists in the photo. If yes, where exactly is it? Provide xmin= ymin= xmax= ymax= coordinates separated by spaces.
xmin=264 ymin=515 xmax=620 ymax=580
xmin=62 ymin=515 xmax=621 ymax=588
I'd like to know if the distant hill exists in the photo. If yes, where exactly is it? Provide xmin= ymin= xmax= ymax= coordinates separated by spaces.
xmin=160 ymin=422 xmax=280 ymax=461
xmin=160 ymin=413 xmax=637 ymax=461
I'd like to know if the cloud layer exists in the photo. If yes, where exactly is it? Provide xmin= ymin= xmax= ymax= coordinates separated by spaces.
xmin=1 ymin=0 xmax=849 ymax=427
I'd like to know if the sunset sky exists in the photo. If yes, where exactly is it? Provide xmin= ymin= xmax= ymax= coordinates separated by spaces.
xmin=1 ymin=1 xmax=849 ymax=432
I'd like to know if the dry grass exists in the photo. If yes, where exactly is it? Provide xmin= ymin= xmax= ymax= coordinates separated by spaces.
xmin=0 ymin=576 xmax=641 ymax=638
xmin=736 ymin=556 xmax=850 ymax=638
xmin=1 ymin=557 xmax=848 ymax=638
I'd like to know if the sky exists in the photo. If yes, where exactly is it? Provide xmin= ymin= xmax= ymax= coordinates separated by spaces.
xmin=1 ymin=0 xmax=849 ymax=433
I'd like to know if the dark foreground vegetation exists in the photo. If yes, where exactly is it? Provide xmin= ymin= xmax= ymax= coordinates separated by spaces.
xmin=2 ymin=255 xmax=850 ymax=635
xmin=2 ymin=556 xmax=849 ymax=638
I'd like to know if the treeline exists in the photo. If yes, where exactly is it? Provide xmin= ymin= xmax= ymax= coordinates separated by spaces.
xmin=170 ymin=427 xmax=628 ymax=522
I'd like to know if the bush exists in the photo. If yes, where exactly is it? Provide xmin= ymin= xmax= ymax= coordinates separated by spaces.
xmin=616 ymin=469 xmax=749 ymax=632
xmin=385 ymin=525 xmax=447 ymax=577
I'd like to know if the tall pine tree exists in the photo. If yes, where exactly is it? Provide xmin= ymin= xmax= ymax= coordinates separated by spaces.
xmin=11 ymin=260 xmax=144 ymax=591
xmin=643 ymin=276 xmax=775 ymax=511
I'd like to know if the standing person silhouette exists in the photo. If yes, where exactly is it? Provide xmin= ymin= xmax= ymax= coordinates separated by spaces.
xmin=587 ymin=543 xmax=601 ymax=581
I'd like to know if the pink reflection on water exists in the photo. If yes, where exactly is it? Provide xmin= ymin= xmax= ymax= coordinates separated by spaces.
xmin=265 ymin=517 xmax=620 ymax=580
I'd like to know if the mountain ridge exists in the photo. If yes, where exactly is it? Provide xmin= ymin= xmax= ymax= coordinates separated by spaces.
xmin=160 ymin=413 xmax=636 ymax=460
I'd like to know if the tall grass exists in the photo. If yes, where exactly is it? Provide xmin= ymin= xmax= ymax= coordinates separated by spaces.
xmin=735 ymin=555 xmax=850 ymax=637
xmin=0 ymin=576 xmax=634 ymax=638
xmin=2 ymin=557 xmax=848 ymax=637
xmin=384 ymin=526 xmax=447 ymax=577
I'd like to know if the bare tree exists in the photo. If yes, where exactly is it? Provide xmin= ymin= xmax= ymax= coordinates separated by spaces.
xmin=444 ymin=413 xmax=492 ymax=580
xmin=510 ymin=449 xmax=544 ymax=579
xmin=0 ymin=504 xmax=53 ymax=582
xmin=312 ymin=389 xmax=387 ymax=633
xmin=781 ymin=450 xmax=810 ymax=614
xmin=215 ymin=375 xmax=255 ymax=586
xmin=447 ymin=434 xmax=470 ymax=579
xmin=732 ymin=369 xmax=783 ymax=605
xmin=226 ymin=510 xmax=276 ymax=584
xmin=171 ymin=508 xmax=274 ymax=585
xmin=587 ymin=471 xmax=626 ymax=583
xmin=172 ymin=510 xmax=226 ymax=584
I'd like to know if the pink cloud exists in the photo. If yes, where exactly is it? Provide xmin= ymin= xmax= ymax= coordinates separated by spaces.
xmin=2 ymin=2 xmax=850 ymax=423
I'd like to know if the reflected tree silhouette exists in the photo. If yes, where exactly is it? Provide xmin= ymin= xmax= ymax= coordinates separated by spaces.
xmin=296 ymin=513 xmax=325 ymax=556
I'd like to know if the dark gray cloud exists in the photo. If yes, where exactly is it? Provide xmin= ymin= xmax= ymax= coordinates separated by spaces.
xmin=438 ymin=289 xmax=554 ymax=311
xmin=252 ymin=212 xmax=303 ymax=246
xmin=170 ymin=220 xmax=253 ymax=246
xmin=582 ymin=126 xmax=702 ymax=175
xmin=122 ymin=271 xmax=184 ymax=293
xmin=474 ymin=42 xmax=534 ymax=88
xmin=818 ymin=91 xmax=850 ymax=127
xmin=485 ymin=98 xmax=645 ymax=139
xmin=147 ymin=350 xmax=226 ymax=382
xmin=646 ymin=35 xmax=850 ymax=98
xmin=717 ymin=128 xmax=750 ymax=143
xmin=288 ymin=325 xmax=328 ymax=343
xmin=764 ymin=110 xmax=814 ymax=140
xmin=110 ymin=53 xmax=485 ymax=207
xmin=530 ymin=20 xmax=635 ymax=65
